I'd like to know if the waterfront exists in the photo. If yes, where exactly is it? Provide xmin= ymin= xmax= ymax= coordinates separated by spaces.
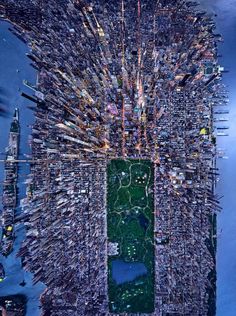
xmin=198 ymin=1 xmax=236 ymax=315
xmin=216 ymin=18 xmax=236 ymax=316
xmin=0 ymin=21 xmax=45 ymax=316
xmin=0 ymin=20 xmax=33 ymax=204
xmin=0 ymin=0 xmax=234 ymax=314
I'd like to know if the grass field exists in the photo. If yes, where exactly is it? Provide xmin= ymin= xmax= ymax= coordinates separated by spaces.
xmin=107 ymin=159 xmax=154 ymax=313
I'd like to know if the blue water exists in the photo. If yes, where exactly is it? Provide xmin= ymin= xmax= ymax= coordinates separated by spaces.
xmin=1 ymin=3 xmax=236 ymax=315
xmin=0 ymin=20 xmax=35 ymax=208
xmin=0 ymin=21 xmax=45 ymax=315
xmin=111 ymin=259 xmax=147 ymax=285
xmin=198 ymin=1 xmax=236 ymax=315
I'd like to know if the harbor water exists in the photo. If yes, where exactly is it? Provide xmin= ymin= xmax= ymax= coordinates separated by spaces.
xmin=198 ymin=1 xmax=236 ymax=315
xmin=1 ymin=1 xmax=236 ymax=315
xmin=0 ymin=20 xmax=45 ymax=316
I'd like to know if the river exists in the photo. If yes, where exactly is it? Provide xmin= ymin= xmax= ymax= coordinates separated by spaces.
xmin=0 ymin=20 xmax=45 ymax=316
xmin=198 ymin=1 xmax=236 ymax=315
xmin=1 ymin=2 xmax=236 ymax=315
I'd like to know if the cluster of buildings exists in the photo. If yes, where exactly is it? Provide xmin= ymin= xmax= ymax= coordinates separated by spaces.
xmin=0 ymin=109 xmax=20 ymax=257
xmin=0 ymin=294 xmax=26 ymax=315
xmin=154 ymin=86 xmax=220 ymax=315
xmin=19 ymin=161 xmax=108 ymax=315
xmin=0 ymin=0 xmax=227 ymax=315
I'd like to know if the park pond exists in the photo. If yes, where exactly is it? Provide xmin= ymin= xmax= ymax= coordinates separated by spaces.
xmin=107 ymin=159 xmax=154 ymax=314
xmin=111 ymin=259 xmax=148 ymax=285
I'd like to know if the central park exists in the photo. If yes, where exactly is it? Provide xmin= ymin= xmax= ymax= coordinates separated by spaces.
xmin=107 ymin=159 xmax=155 ymax=313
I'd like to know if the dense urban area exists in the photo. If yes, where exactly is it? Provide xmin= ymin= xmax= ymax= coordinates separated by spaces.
xmin=0 ymin=0 xmax=227 ymax=315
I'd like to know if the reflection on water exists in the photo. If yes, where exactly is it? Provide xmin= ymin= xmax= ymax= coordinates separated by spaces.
xmin=111 ymin=259 xmax=147 ymax=285
xmin=0 ymin=21 xmax=45 ymax=316
xmin=196 ymin=2 xmax=236 ymax=315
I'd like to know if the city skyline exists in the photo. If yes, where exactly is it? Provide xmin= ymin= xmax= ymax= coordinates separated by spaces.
xmin=0 ymin=1 xmax=236 ymax=315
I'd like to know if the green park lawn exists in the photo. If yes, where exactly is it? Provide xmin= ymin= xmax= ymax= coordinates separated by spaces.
xmin=107 ymin=159 xmax=155 ymax=314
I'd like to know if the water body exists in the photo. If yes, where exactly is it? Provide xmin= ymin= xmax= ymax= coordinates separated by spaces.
xmin=0 ymin=22 xmax=36 ymax=213
xmin=111 ymin=259 xmax=147 ymax=285
xmin=198 ymin=1 xmax=236 ymax=315
xmin=0 ymin=21 xmax=45 ymax=315
xmin=138 ymin=213 xmax=149 ymax=231
xmin=1 ymin=4 xmax=235 ymax=315
xmin=107 ymin=160 xmax=154 ymax=313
